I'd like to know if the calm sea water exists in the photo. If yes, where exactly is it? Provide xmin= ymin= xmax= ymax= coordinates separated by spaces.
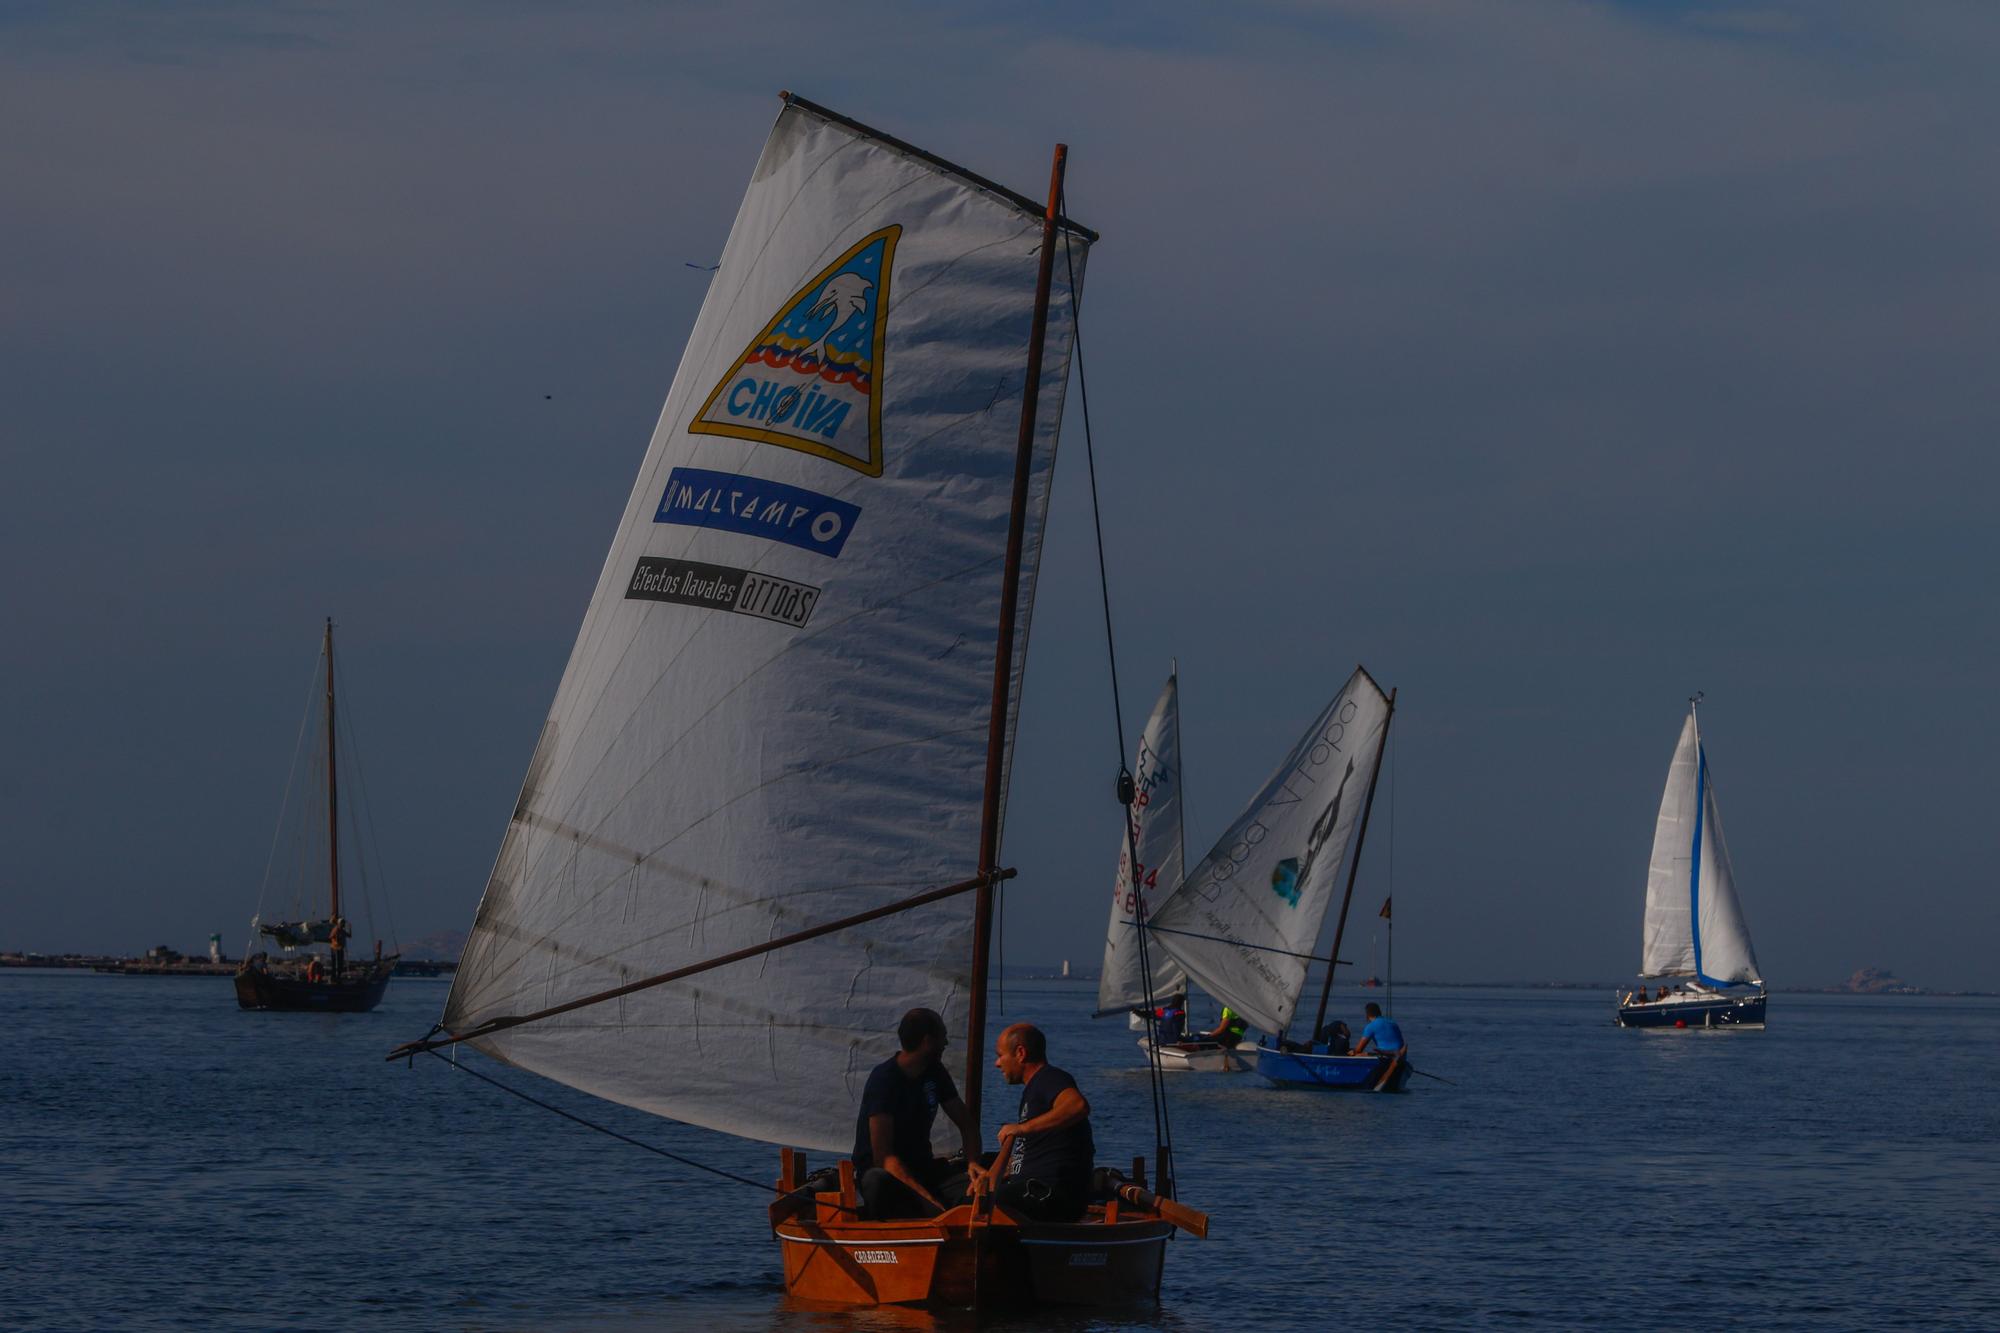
xmin=4 ymin=973 xmax=1996 ymax=1331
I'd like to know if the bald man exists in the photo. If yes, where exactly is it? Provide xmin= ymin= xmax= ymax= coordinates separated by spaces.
xmin=971 ymin=1022 xmax=1094 ymax=1222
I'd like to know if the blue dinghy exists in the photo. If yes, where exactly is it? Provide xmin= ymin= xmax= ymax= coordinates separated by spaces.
xmin=1254 ymin=1038 xmax=1410 ymax=1092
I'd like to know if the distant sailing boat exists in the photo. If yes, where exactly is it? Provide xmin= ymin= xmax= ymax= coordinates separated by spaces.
xmin=1144 ymin=668 xmax=1411 ymax=1091
xmin=391 ymin=94 xmax=1205 ymax=1308
xmin=235 ymin=618 xmax=397 ymax=1013
xmin=1093 ymin=669 xmax=1242 ymax=1072
xmin=1616 ymin=696 xmax=1767 ymax=1029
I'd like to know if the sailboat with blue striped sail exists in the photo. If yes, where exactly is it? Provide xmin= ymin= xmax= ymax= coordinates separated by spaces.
xmin=1616 ymin=696 xmax=1767 ymax=1029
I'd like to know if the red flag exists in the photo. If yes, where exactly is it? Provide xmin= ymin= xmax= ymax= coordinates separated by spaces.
xmin=1379 ymin=896 xmax=1392 ymax=920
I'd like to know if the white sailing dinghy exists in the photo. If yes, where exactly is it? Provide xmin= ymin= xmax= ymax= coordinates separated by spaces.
xmin=1142 ymin=668 xmax=1408 ymax=1090
xmin=391 ymin=93 xmax=1205 ymax=1308
xmin=1616 ymin=697 xmax=1767 ymax=1029
xmin=1091 ymin=672 xmax=1243 ymax=1071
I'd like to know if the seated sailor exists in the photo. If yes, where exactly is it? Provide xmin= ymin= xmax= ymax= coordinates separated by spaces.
xmin=974 ymin=1022 xmax=1094 ymax=1223
xmin=1316 ymin=1019 xmax=1352 ymax=1055
xmin=851 ymin=1007 xmax=977 ymax=1219
xmin=1352 ymin=1001 xmax=1405 ymax=1059
xmin=1197 ymin=1005 xmax=1248 ymax=1048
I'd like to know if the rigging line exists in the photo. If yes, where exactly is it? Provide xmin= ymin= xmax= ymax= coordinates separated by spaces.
xmin=1139 ymin=921 xmax=1354 ymax=967
xmin=333 ymin=652 xmax=400 ymax=951
xmin=391 ymin=869 xmax=1010 ymax=1059
xmin=330 ymin=672 xmax=376 ymax=944
xmin=342 ymin=774 xmax=374 ymax=943
xmin=292 ymin=737 xmax=327 ymax=924
xmin=996 ymin=879 xmax=1004 ymax=1014
xmin=1060 ymin=190 xmax=1174 ymax=1191
xmin=420 ymin=1049 xmax=857 ymax=1213
xmin=1387 ymin=732 xmax=1396 ymax=1018
xmin=1058 ymin=203 xmax=1127 ymax=776
xmin=253 ymin=647 xmax=326 ymax=940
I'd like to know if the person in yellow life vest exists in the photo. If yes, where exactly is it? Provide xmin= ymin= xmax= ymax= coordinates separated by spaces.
xmin=1198 ymin=1006 xmax=1248 ymax=1048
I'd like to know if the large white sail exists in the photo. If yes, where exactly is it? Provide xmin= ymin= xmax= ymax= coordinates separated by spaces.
xmin=1096 ymin=674 xmax=1188 ymax=1020
xmin=1640 ymin=710 xmax=1761 ymax=985
xmin=442 ymin=99 xmax=1088 ymax=1152
xmin=1146 ymin=668 xmax=1391 ymax=1035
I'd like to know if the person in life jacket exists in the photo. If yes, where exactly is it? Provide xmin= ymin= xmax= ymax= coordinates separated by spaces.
xmin=1142 ymin=998 xmax=1187 ymax=1043
xmin=1198 ymin=1006 xmax=1248 ymax=1048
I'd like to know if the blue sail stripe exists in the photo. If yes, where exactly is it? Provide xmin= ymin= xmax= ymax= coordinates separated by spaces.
xmin=1690 ymin=745 xmax=1707 ymax=983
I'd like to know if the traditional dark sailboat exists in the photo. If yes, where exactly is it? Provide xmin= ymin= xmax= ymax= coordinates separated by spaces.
xmin=391 ymin=93 xmax=1205 ymax=1308
xmin=235 ymin=618 xmax=397 ymax=1013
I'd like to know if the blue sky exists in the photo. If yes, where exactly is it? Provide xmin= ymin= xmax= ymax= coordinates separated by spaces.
xmin=3 ymin=1 xmax=1995 ymax=987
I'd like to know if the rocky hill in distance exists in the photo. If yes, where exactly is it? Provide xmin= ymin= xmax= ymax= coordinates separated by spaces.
xmin=1829 ymin=966 xmax=1922 ymax=994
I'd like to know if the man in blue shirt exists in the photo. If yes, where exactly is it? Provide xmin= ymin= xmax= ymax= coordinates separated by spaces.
xmin=851 ymin=1007 xmax=979 ymax=1219
xmin=971 ymin=1022 xmax=1094 ymax=1222
xmin=1352 ymin=1001 xmax=1406 ymax=1090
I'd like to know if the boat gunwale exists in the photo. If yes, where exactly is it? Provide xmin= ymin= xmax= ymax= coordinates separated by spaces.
xmin=774 ymin=1204 xmax=1178 ymax=1244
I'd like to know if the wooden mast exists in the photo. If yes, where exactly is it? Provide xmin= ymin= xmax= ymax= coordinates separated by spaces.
xmin=1309 ymin=686 xmax=1395 ymax=1042
xmin=324 ymin=616 xmax=343 ymax=981
xmin=965 ymin=143 xmax=1069 ymax=1139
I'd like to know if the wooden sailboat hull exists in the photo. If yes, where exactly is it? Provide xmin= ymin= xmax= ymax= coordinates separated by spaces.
xmin=1253 ymin=1043 xmax=1411 ymax=1091
xmin=1616 ymin=989 xmax=1766 ymax=1029
xmin=777 ymin=1203 xmax=1171 ymax=1308
xmin=234 ymin=961 xmax=394 ymax=1013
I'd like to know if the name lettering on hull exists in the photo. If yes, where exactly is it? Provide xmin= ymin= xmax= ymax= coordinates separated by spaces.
xmin=850 ymin=1249 xmax=899 ymax=1265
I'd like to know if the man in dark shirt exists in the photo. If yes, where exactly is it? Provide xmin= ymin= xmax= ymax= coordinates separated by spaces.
xmin=851 ymin=1007 xmax=979 ymax=1219
xmin=972 ymin=1022 xmax=1094 ymax=1222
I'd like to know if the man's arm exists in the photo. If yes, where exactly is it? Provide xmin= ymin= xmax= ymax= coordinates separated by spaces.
xmin=869 ymin=1112 xmax=944 ymax=1212
xmin=993 ymin=1087 xmax=1090 ymax=1161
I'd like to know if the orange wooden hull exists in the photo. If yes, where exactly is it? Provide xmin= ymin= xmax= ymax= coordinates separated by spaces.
xmin=776 ymin=1202 xmax=1173 ymax=1308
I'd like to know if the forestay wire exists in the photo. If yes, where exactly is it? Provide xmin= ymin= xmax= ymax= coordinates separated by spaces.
xmin=250 ymin=649 xmax=325 ymax=951
xmin=1059 ymin=189 xmax=1178 ymax=1193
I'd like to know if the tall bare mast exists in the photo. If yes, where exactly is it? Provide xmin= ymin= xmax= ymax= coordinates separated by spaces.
xmin=324 ymin=616 xmax=342 ymax=979
xmin=965 ymin=143 xmax=1069 ymax=1137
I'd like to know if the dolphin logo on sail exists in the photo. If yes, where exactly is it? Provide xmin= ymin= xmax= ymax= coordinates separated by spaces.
xmin=1268 ymin=760 xmax=1355 ymax=909
xmin=690 ymin=226 xmax=899 ymax=476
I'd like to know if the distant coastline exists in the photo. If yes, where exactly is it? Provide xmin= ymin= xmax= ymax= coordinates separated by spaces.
xmin=6 ymin=951 xmax=1986 ymax=997
xmin=991 ymin=963 xmax=1995 ymax=998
